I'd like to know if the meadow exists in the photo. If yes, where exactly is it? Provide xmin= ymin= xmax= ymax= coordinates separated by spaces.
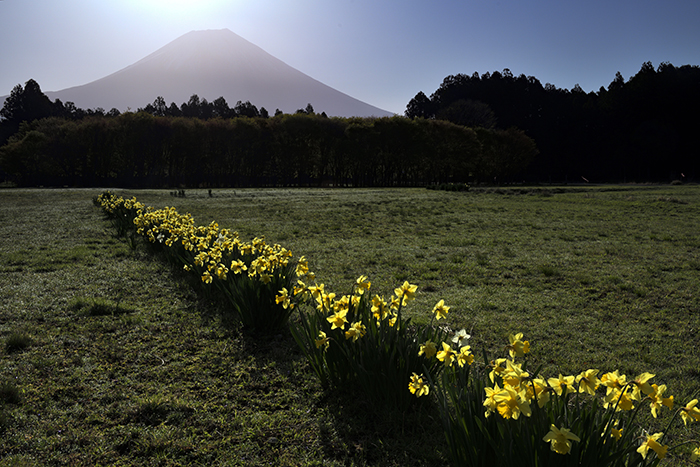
xmin=1 ymin=185 xmax=699 ymax=465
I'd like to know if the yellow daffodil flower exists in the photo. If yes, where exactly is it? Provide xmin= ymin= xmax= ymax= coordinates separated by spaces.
xmin=611 ymin=429 xmax=623 ymax=441
xmin=648 ymin=384 xmax=674 ymax=418
xmin=259 ymin=273 xmax=272 ymax=284
xmin=344 ymin=321 xmax=366 ymax=342
xmin=275 ymin=288 xmax=293 ymax=309
xmin=316 ymin=292 xmax=336 ymax=311
xmin=604 ymin=387 xmax=635 ymax=411
xmin=308 ymin=283 xmax=325 ymax=300
xmin=394 ymin=281 xmax=418 ymax=305
xmin=457 ymin=345 xmax=474 ymax=367
xmin=637 ymin=432 xmax=667 ymax=460
xmin=333 ymin=295 xmax=351 ymax=312
xmin=371 ymin=295 xmax=388 ymax=320
xmin=502 ymin=360 xmax=529 ymax=390
xmin=576 ymin=369 xmax=600 ymax=395
xmin=548 ymin=374 xmax=576 ymax=397
xmin=436 ymin=342 xmax=456 ymax=366
xmin=432 ymin=299 xmax=450 ymax=320
xmin=543 ymin=425 xmax=580 ymax=455
xmin=489 ymin=358 xmax=508 ymax=383
xmin=506 ymin=332 xmax=530 ymax=358
xmin=600 ymin=370 xmax=627 ymax=393
xmin=230 ymin=260 xmax=247 ymax=274
xmin=409 ymin=373 xmax=429 ymax=397
xmin=327 ymin=309 xmax=348 ymax=330
xmin=483 ymin=383 xmax=501 ymax=417
xmin=630 ymin=372 xmax=655 ymax=400
xmin=493 ymin=386 xmax=531 ymax=420
xmin=356 ymin=275 xmax=371 ymax=294
xmin=680 ymin=399 xmax=700 ymax=426
xmin=215 ymin=264 xmax=228 ymax=280
xmin=201 ymin=271 xmax=213 ymax=284
xmin=418 ymin=340 xmax=437 ymax=359
xmin=296 ymin=256 xmax=309 ymax=276
xmin=293 ymin=280 xmax=307 ymax=297
xmin=315 ymin=331 xmax=330 ymax=351
xmin=532 ymin=378 xmax=554 ymax=408
xmin=389 ymin=295 xmax=401 ymax=312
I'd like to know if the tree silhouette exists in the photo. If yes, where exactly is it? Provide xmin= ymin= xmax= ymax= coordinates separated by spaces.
xmin=234 ymin=100 xmax=259 ymax=118
xmin=405 ymin=91 xmax=434 ymax=119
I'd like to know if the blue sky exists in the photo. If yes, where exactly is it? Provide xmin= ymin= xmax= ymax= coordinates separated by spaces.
xmin=1 ymin=0 xmax=699 ymax=114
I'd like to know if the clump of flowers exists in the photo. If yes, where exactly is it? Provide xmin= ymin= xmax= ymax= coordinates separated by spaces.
xmin=418 ymin=331 xmax=700 ymax=466
xmin=94 ymin=192 xmax=145 ymax=247
xmin=290 ymin=278 xmax=449 ymax=410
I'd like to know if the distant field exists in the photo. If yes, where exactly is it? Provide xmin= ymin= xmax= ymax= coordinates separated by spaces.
xmin=1 ymin=186 xmax=699 ymax=465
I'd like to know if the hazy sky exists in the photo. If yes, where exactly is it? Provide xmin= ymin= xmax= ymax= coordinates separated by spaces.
xmin=1 ymin=0 xmax=699 ymax=114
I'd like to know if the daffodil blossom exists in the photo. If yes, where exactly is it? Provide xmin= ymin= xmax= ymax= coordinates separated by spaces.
xmin=543 ymin=425 xmax=580 ymax=455
xmin=315 ymin=331 xmax=330 ymax=351
xmin=355 ymin=275 xmax=371 ymax=294
xmin=344 ymin=321 xmax=366 ymax=342
xmin=436 ymin=342 xmax=456 ymax=366
xmin=575 ymin=369 xmax=600 ymax=395
xmin=483 ymin=383 xmax=501 ymax=417
xmin=637 ymin=432 xmax=667 ymax=460
xmin=394 ymin=281 xmax=417 ymax=305
xmin=506 ymin=332 xmax=530 ymax=358
xmin=327 ymin=309 xmax=348 ymax=330
xmin=647 ymin=384 xmax=673 ymax=418
xmin=548 ymin=374 xmax=576 ymax=397
xmin=452 ymin=329 xmax=470 ymax=347
xmin=493 ymin=386 xmax=531 ymax=420
xmin=371 ymin=295 xmax=389 ymax=320
xmin=456 ymin=345 xmax=474 ymax=367
xmin=680 ymin=399 xmax=700 ymax=426
xmin=409 ymin=373 xmax=429 ymax=397
xmin=432 ymin=299 xmax=450 ymax=320
xmin=418 ymin=340 xmax=437 ymax=359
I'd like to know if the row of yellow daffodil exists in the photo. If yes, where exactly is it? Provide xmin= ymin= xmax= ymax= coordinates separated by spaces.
xmin=95 ymin=192 xmax=311 ymax=333
xmin=410 ymin=329 xmax=700 ymax=465
xmin=95 ymin=193 xmax=451 ymax=410
xmin=95 ymin=192 xmax=699 ymax=464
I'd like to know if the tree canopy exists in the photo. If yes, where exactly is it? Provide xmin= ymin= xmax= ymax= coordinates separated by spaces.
xmin=407 ymin=62 xmax=700 ymax=182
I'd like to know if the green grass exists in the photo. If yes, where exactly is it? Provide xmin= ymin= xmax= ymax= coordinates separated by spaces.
xmin=1 ymin=185 xmax=700 ymax=465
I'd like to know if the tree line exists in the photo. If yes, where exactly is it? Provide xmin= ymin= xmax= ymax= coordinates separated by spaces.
xmin=0 ymin=79 xmax=316 ymax=147
xmin=4 ymin=60 xmax=697 ymax=186
xmin=0 ymin=109 xmax=536 ymax=187
xmin=406 ymin=62 xmax=700 ymax=183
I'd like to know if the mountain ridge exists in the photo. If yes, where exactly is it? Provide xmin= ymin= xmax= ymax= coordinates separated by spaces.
xmin=17 ymin=29 xmax=393 ymax=117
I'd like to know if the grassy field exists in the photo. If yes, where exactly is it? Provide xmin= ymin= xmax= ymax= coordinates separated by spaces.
xmin=1 ymin=185 xmax=699 ymax=465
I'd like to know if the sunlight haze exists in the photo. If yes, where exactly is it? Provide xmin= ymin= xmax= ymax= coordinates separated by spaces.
xmin=1 ymin=0 xmax=699 ymax=114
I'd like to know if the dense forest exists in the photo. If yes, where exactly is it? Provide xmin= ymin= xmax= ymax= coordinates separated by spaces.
xmin=1 ymin=61 xmax=698 ymax=187
xmin=407 ymin=61 xmax=700 ymax=183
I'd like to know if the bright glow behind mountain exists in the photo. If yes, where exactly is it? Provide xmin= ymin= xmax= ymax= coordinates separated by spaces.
xmin=44 ymin=29 xmax=393 ymax=117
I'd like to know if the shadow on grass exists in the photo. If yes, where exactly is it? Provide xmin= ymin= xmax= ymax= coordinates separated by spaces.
xmin=313 ymin=386 xmax=447 ymax=465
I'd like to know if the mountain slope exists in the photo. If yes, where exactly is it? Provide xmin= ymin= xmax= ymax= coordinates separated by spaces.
xmin=42 ymin=29 xmax=392 ymax=117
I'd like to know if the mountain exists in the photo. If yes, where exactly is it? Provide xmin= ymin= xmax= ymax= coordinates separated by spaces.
xmin=40 ymin=29 xmax=392 ymax=117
